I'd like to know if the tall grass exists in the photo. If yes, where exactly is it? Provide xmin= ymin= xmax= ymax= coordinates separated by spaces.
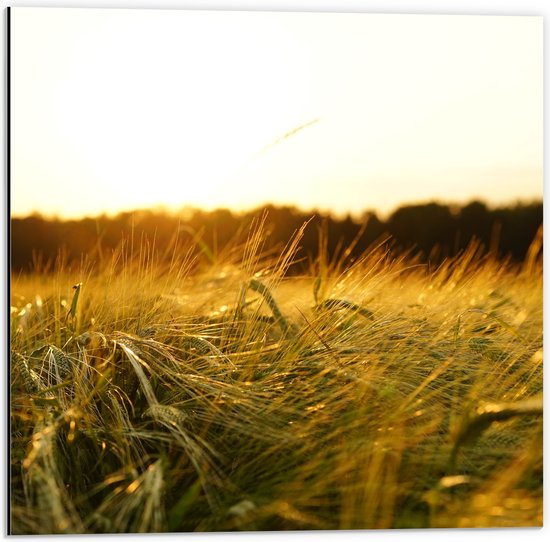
xmin=9 ymin=218 xmax=543 ymax=533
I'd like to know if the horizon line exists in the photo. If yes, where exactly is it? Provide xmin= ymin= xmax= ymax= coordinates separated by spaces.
xmin=10 ymin=196 xmax=543 ymax=222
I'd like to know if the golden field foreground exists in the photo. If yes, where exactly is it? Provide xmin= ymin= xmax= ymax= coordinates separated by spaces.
xmin=10 ymin=219 xmax=543 ymax=533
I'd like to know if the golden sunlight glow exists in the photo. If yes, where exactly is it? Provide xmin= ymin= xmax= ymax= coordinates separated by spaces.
xmin=10 ymin=9 xmax=542 ymax=218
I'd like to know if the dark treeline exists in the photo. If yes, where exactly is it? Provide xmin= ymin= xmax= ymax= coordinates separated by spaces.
xmin=10 ymin=200 xmax=542 ymax=273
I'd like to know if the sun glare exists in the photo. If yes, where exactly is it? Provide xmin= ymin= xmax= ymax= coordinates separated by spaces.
xmin=10 ymin=9 xmax=542 ymax=218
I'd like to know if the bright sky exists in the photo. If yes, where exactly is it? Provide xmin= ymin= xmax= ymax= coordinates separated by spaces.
xmin=10 ymin=8 xmax=542 ymax=219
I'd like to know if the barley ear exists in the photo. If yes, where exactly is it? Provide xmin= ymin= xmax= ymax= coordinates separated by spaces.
xmin=12 ymin=351 xmax=42 ymax=394
xmin=449 ymin=394 xmax=543 ymax=470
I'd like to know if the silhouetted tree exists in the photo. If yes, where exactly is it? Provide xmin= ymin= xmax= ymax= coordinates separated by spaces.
xmin=10 ymin=200 xmax=542 ymax=274
xmin=387 ymin=202 xmax=455 ymax=258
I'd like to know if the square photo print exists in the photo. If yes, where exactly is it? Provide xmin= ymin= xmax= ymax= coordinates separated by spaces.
xmin=8 ymin=6 xmax=543 ymax=534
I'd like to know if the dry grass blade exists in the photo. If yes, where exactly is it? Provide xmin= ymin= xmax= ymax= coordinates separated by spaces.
xmin=143 ymin=404 xmax=226 ymax=512
xmin=20 ymin=414 xmax=85 ymax=534
xmin=89 ymin=459 xmax=165 ymax=533
xmin=115 ymin=340 xmax=158 ymax=408
xmin=248 ymin=278 xmax=295 ymax=334
xmin=48 ymin=346 xmax=73 ymax=383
